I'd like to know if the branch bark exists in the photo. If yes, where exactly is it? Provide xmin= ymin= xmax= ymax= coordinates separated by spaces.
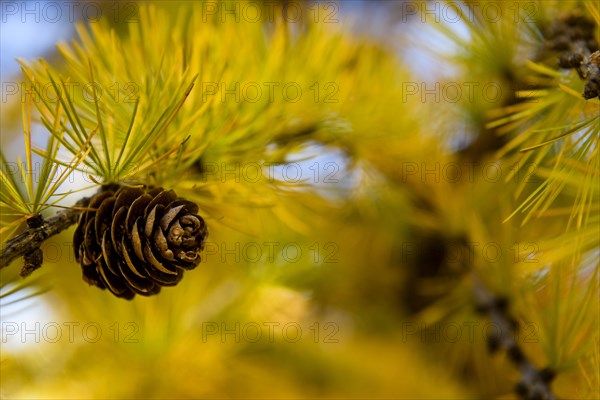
xmin=0 ymin=197 xmax=91 ymax=271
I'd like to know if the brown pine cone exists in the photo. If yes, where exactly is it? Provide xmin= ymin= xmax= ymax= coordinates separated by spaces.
xmin=73 ymin=186 xmax=208 ymax=299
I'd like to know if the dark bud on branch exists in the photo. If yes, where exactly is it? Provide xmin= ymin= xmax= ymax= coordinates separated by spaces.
xmin=21 ymin=247 xmax=43 ymax=277
xmin=19 ymin=214 xmax=46 ymax=277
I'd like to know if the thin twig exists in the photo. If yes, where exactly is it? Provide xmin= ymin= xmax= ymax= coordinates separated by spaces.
xmin=0 ymin=197 xmax=91 ymax=269
xmin=472 ymin=274 xmax=557 ymax=400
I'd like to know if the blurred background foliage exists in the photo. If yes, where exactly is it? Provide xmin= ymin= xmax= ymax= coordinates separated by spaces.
xmin=1 ymin=0 xmax=598 ymax=398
